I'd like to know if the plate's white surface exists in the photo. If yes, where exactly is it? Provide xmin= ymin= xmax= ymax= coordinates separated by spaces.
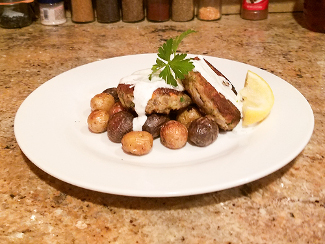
xmin=14 ymin=54 xmax=314 ymax=197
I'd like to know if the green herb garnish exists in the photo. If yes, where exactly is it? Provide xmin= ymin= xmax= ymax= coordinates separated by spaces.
xmin=149 ymin=29 xmax=196 ymax=87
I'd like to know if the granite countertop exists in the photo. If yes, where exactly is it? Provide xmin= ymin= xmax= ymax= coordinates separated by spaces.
xmin=1 ymin=13 xmax=324 ymax=243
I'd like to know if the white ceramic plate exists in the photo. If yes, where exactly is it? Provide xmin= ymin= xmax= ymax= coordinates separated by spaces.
xmin=14 ymin=54 xmax=314 ymax=197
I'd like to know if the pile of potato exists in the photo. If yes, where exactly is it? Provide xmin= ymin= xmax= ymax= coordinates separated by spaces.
xmin=87 ymin=87 xmax=219 ymax=156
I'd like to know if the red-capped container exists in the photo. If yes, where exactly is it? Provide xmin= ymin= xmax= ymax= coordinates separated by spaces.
xmin=240 ymin=0 xmax=268 ymax=20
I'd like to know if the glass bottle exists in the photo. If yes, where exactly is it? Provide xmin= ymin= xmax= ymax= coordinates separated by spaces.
xmin=0 ymin=0 xmax=33 ymax=28
xmin=147 ymin=0 xmax=170 ymax=22
xmin=38 ymin=0 xmax=66 ymax=25
xmin=240 ymin=0 xmax=268 ymax=20
xmin=197 ymin=0 xmax=221 ymax=21
xmin=71 ymin=0 xmax=95 ymax=23
xmin=96 ymin=0 xmax=120 ymax=23
xmin=303 ymin=0 xmax=325 ymax=33
xmin=121 ymin=0 xmax=144 ymax=22
xmin=171 ymin=0 xmax=194 ymax=22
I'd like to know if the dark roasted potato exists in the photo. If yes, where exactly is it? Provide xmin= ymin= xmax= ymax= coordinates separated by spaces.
xmin=121 ymin=131 xmax=153 ymax=156
xmin=87 ymin=110 xmax=109 ymax=133
xmin=188 ymin=116 xmax=219 ymax=147
xmin=160 ymin=120 xmax=188 ymax=149
xmin=107 ymin=111 xmax=133 ymax=143
xmin=142 ymin=114 xmax=170 ymax=138
xmin=176 ymin=106 xmax=202 ymax=129
xmin=102 ymin=87 xmax=119 ymax=102
xmin=108 ymin=101 xmax=126 ymax=118
xmin=90 ymin=93 xmax=115 ymax=112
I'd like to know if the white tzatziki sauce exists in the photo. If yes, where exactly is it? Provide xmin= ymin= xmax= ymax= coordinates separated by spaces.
xmin=192 ymin=56 xmax=242 ymax=112
xmin=191 ymin=56 xmax=252 ymax=134
xmin=119 ymin=57 xmax=249 ymax=133
xmin=119 ymin=69 xmax=184 ymax=131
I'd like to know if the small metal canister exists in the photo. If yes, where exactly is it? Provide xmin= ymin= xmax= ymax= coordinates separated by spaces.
xmin=0 ymin=0 xmax=33 ymax=28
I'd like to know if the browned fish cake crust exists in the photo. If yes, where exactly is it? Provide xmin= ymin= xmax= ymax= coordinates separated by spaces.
xmin=182 ymin=71 xmax=241 ymax=131
xmin=117 ymin=84 xmax=192 ymax=115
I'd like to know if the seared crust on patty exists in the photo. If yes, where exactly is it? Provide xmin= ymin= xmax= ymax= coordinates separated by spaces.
xmin=182 ymin=71 xmax=241 ymax=131
xmin=117 ymin=84 xmax=192 ymax=114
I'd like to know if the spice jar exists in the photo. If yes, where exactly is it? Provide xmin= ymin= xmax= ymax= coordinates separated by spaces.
xmin=121 ymin=0 xmax=144 ymax=22
xmin=171 ymin=0 xmax=194 ymax=22
xmin=96 ymin=0 xmax=120 ymax=23
xmin=0 ymin=0 xmax=33 ymax=28
xmin=147 ymin=0 xmax=170 ymax=22
xmin=197 ymin=0 xmax=221 ymax=21
xmin=71 ymin=0 xmax=95 ymax=23
xmin=38 ymin=0 xmax=66 ymax=25
xmin=240 ymin=0 xmax=268 ymax=20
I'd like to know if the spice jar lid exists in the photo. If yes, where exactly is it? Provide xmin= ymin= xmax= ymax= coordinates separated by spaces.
xmin=0 ymin=0 xmax=34 ymax=5
xmin=37 ymin=0 xmax=62 ymax=3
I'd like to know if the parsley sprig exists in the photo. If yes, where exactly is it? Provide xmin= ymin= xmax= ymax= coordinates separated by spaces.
xmin=149 ymin=30 xmax=196 ymax=87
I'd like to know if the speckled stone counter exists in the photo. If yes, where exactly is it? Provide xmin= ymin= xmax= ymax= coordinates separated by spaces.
xmin=1 ymin=13 xmax=325 ymax=243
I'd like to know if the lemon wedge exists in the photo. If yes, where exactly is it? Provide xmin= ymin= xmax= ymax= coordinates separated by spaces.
xmin=239 ymin=70 xmax=274 ymax=126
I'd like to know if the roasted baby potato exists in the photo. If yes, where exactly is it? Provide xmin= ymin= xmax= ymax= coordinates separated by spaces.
xmin=107 ymin=111 xmax=133 ymax=143
xmin=142 ymin=114 xmax=170 ymax=138
xmin=160 ymin=120 xmax=188 ymax=149
xmin=87 ymin=110 xmax=109 ymax=133
xmin=90 ymin=93 xmax=115 ymax=112
xmin=108 ymin=101 xmax=126 ymax=118
xmin=121 ymin=131 xmax=153 ymax=156
xmin=188 ymin=116 xmax=219 ymax=147
xmin=102 ymin=87 xmax=119 ymax=102
xmin=176 ymin=105 xmax=202 ymax=129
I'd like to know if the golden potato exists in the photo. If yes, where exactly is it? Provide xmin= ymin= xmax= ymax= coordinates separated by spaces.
xmin=90 ymin=93 xmax=115 ymax=112
xmin=121 ymin=131 xmax=153 ymax=156
xmin=87 ymin=110 xmax=109 ymax=133
xmin=160 ymin=120 xmax=188 ymax=149
xmin=177 ymin=106 xmax=202 ymax=129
